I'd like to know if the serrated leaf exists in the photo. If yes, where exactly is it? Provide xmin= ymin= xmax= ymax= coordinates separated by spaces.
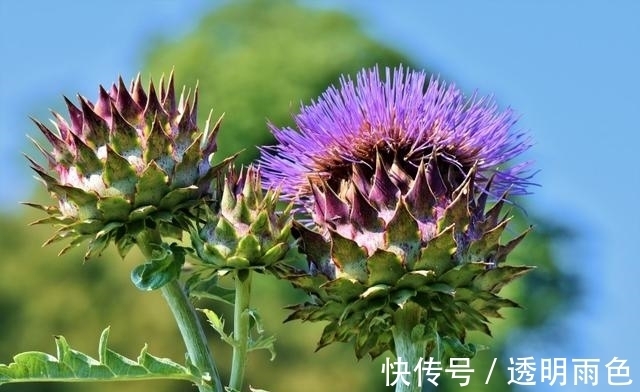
xmin=0 ymin=327 xmax=198 ymax=385
xmin=187 ymin=273 xmax=236 ymax=306
xmin=248 ymin=335 xmax=277 ymax=361
xmin=200 ymin=308 xmax=234 ymax=346
xmin=49 ymin=184 xmax=99 ymax=210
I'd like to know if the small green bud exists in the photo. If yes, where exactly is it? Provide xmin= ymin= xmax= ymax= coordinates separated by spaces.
xmin=192 ymin=165 xmax=296 ymax=272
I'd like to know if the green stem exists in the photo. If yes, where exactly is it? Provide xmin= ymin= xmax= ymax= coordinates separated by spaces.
xmin=136 ymin=230 xmax=223 ymax=392
xmin=161 ymin=281 xmax=223 ymax=392
xmin=229 ymin=269 xmax=252 ymax=392
xmin=392 ymin=303 xmax=427 ymax=392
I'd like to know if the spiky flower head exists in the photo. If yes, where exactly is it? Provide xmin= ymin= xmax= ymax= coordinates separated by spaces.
xmin=27 ymin=72 xmax=225 ymax=260
xmin=191 ymin=165 xmax=297 ymax=273
xmin=259 ymin=66 xmax=535 ymax=359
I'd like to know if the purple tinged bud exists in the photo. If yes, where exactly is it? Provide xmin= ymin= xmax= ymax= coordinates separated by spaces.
xmin=26 ymin=72 xmax=226 ymax=259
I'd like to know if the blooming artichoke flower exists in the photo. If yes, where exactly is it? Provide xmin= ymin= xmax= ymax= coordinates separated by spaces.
xmin=259 ymin=66 xmax=534 ymax=359
xmin=191 ymin=165 xmax=297 ymax=273
xmin=27 ymin=72 xmax=225 ymax=260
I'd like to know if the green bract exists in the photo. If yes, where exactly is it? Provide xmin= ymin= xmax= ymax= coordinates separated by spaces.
xmin=26 ymin=72 xmax=226 ymax=259
xmin=191 ymin=166 xmax=296 ymax=272
xmin=286 ymin=155 xmax=532 ymax=359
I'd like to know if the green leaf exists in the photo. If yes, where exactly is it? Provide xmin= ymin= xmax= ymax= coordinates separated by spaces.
xmin=71 ymin=135 xmax=102 ymax=175
xmin=130 ymin=243 xmax=185 ymax=291
xmin=200 ymin=308 xmax=235 ymax=346
xmin=84 ymin=231 xmax=112 ymax=261
xmin=0 ymin=327 xmax=199 ymax=385
xmin=187 ymin=272 xmax=236 ymax=306
xmin=248 ymin=334 xmax=277 ymax=361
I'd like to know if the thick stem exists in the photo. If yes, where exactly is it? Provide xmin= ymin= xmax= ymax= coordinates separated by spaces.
xmin=136 ymin=230 xmax=223 ymax=392
xmin=392 ymin=303 xmax=427 ymax=392
xmin=161 ymin=281 xmax=223 ymax=392
xmin=229 ymin=269 xmax=252 ymax=392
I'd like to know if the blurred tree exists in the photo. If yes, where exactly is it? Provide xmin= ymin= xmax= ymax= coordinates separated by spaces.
xmin=0 ymin=0 xmax=579 ymax=392
xmin=144 ymin=0 xmax=409 ymax=165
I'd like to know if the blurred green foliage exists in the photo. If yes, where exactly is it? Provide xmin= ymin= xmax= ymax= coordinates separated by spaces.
xmin=144 ymin=0 xmax=408 ymax=165
xmin=0 ymin=0 xmax=578 ymax=391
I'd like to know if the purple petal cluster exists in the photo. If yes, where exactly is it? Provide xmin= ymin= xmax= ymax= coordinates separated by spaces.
xmin=259 ymin=66 xmax=533 ymax=204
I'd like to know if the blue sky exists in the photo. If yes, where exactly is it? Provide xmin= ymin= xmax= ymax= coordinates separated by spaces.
xmin=1 ymin=1 xmax=638 ymax=390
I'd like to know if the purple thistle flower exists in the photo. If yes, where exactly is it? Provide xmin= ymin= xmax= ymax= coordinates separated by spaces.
xmin=260 ymin=66 xmax=536 ymax=360
xmin=260 ymin=66 xmax=533 ymax=206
